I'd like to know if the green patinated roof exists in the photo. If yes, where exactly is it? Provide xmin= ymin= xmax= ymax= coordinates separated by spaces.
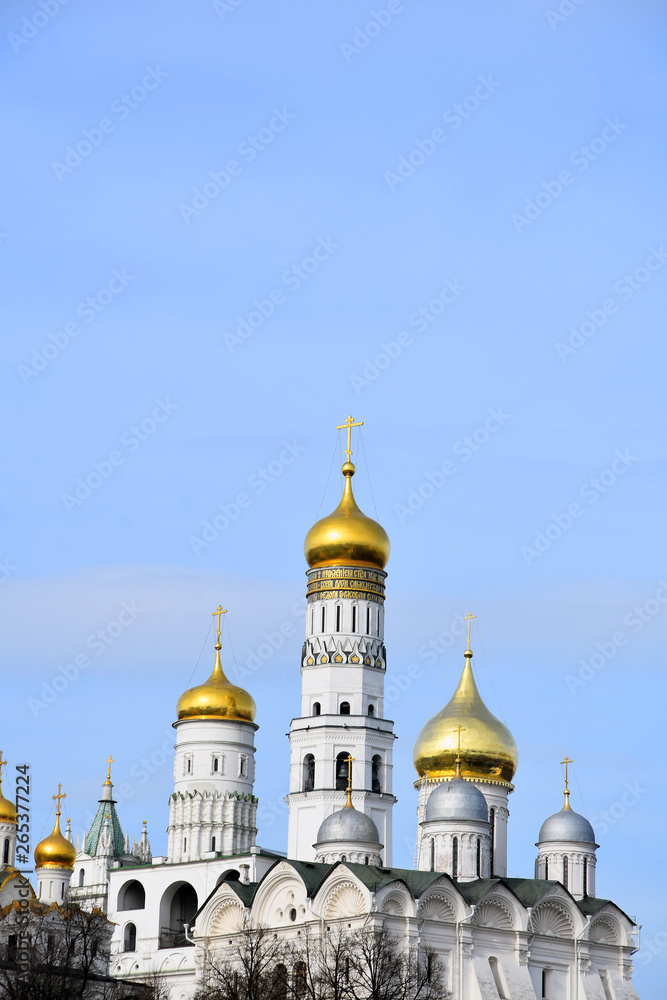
xmin=85 ymin=797 xmax=125 ymax=858
xmin=191 ymin=857 xmax=637 ymax=930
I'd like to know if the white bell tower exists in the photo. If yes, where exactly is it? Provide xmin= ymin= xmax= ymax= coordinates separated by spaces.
xmin=287 ymin=418 xmax=396 ymax=863
xmin=168 ymin=606 xmax=259 ymax=862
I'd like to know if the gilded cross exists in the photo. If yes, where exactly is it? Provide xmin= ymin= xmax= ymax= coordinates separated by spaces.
xmin=463 ymin=612 xmax=476 ymax=647
xmin=453 ymin=725 xmax=466 ymax=758
xmin=345 ymin=754 xmax=355 ymax=792
xmin=53 ymin=784 xmax=66 ymax=816
xmin=106 ymin=756 xmax=114 ymax=782
xmin=212 ymin=605 xmax=228 ymax=643
xmin=561 ymin=756 xmax=573 ymax=792
xmin=336 ymin=416 xmax=363 ymax=463
xmin=0 ymin=752 xmax=6 ymax=779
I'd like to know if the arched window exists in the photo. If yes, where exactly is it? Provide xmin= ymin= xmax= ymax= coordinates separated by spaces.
xmin=273 ymin=964 xmax=288 ymax=1000
xmin=364 ymin=855 xmax=369 ymax=865
xmin=312 ymin=702 xmax=321 ymax=716
xmin=341 ymin=855 xmax=347 ymax=862
xmin=2 ymin=839 xmax=9 ymax=865
xmin=335 ymin=753 xmax=349 ymax=790
xmin=352 ymin=605 xmax=357 ymax=632
xmin=158 ymin=883 xmax=198 ymax=949
xmin=340 ymin=701 xmax=350 ymax=715
xmin=211 ymin=836 xmax=216 ymax=852
xmin=213 ymin=757 xmax=219 ymax=772
xmin=79 ymin=869 xmax=85 ymax=888
xmin=123 ymin=923 xmax=137 ymax=953
xmin=183 ymin=838 xmax=187 ymax=852
xmin=367 ymin=704 xmax=375 ymax=717
xmin=430 ymin=838 xmax=435 ymax=872
xmin=366 ymin=606 xmax=371 ymax=634
xmin=563 ymin=856 xmax=569 ymax=889
xmin=118 ymin=880 xmax=145 ymax=911
xmin=377 ymin=608 xmax=381 ymax=636
xmin=476 ymin=837 xmax=482 ymax=877
xmin=541 ymin=968 xmax=554 ymax=998
xmin=294 ymin=961 xmax=307 ymax=997
xmin=335 ymin=605 xmax=341 ymax=632
xmin=371 ymin=755 xmax=382 ymax=793
xmin=583 ymin=858 xmax=588 ymax=896
xmin=321 ymin=606 xmax=326 ymax=632
xmin=452 ymin=837 xmax=458 ymax=878
xmin=303 ymin=754 xmax=315 ymax=792
xmin=544 ymin=856 xmax=549 ymax=879
xmin=489 ymin=957 xmax=508 ymax=998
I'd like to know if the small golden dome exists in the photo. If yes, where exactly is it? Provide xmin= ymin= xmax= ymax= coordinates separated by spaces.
xmin=413 ymin=648 xmax=518 ymax=784
xmin=34 ymin=809 xmax=76 ymax=870
xmin=177 ymin=643 xmax=256 ymax=723
xmin=304 ymin=462 xmax=390 ymax=570
xmin=0 ymin=773 xmax=17 ymax=825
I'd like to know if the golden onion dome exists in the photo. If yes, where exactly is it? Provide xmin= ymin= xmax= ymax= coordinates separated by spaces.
xmin=305 ymin=461 xmax=390 ymax=570
xmin=34 ymin=809 xmax=76 ymax=870
xmin=413 ymin=647 xmax=517 ymax=784
xmin=177 ymin=641 xmax=256 ymax=723
xmin=0 ymin=771 xmax=17 ymax=825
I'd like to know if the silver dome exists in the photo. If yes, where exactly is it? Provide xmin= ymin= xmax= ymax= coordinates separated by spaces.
xmin=315 ymin=806 xmax=381 ymax=846
xmin=425 ymin=779 xmax=489 ymax=823
xmin=538 ymin=806 xmax=595 ymax=844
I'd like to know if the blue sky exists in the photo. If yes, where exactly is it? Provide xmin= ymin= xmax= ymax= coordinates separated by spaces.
xmin=2 ymin=0 xmax=666 ymax=993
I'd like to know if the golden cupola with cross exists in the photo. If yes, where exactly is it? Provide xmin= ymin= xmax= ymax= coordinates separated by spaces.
xmin=304 ymin=415 xmax=390 ymax=571
xmin=177 ymin=606 xmax=256 ymax=723
xmin=413 ymin=615 xmax=518 ymax=785
xmin=34 ymin=785 xmax=76 ymax=870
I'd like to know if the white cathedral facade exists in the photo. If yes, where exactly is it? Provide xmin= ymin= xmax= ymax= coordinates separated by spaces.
xmin=0 ymin=422 xmax=641 ymax=998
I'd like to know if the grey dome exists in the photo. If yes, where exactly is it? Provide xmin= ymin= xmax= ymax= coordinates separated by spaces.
xmin=538 ymin=807 xmax=595 ymax=845
xmin=425 ymin=779 xmax=489 ymax=823
xmin=315 ymin=806 xmax=381 ymax=846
